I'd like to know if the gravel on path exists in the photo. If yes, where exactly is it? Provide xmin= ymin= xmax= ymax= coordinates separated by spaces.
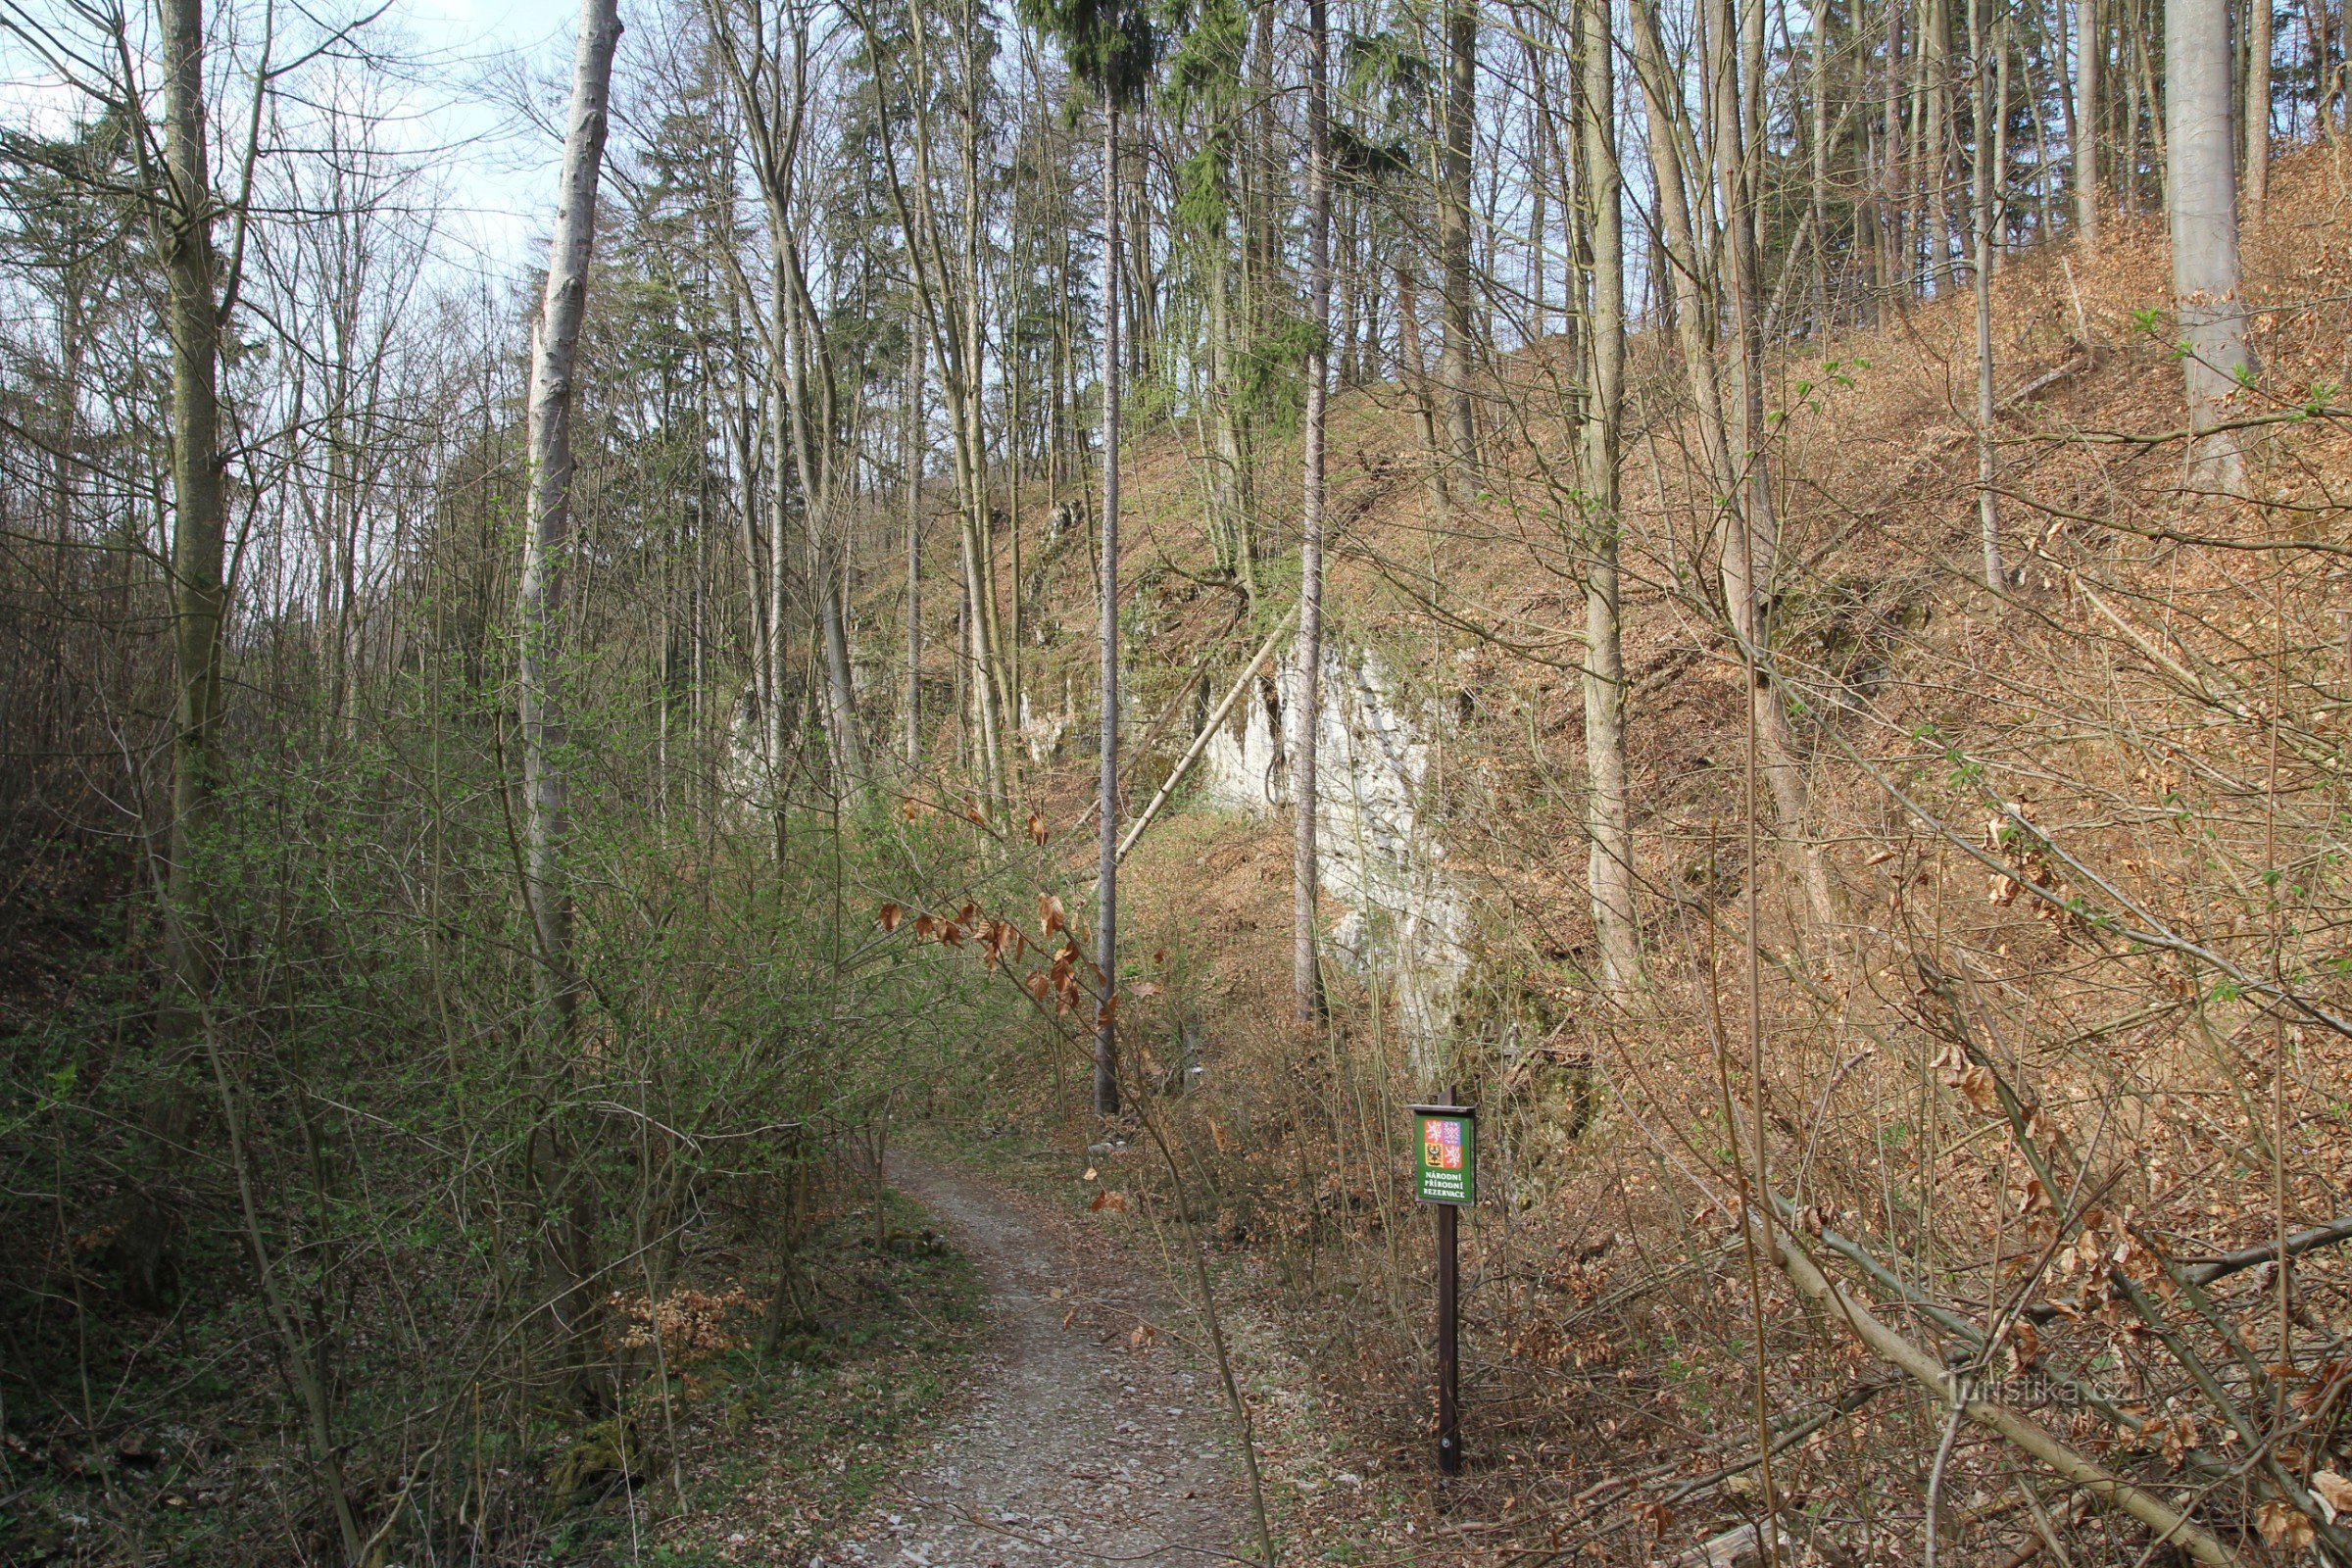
xmin=817 ymin=1156 xmax=1245 ymax=1568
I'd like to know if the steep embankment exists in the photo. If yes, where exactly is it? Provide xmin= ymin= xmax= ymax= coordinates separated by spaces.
xmin=893 ymin=145 xmax=2352 ymax=1566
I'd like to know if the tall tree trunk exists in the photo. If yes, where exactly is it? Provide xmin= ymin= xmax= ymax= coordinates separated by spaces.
xmin=2079 ymin=0 xmax=2117 ymax=237
xmin=1294 ymin=0 xmax=1331 ymax=1028
xmin=2136 ymin=14 xmax=2171 ymax=202
xmin=2313 ymin=0 xmax=2337 ymax=138
xmin=906 ymin=318 xmax=925 ymax=768
xmin=765 ymin=339 xmax=793 ymax=829
xmin=516 ymin=0 xmax=621 ymax=1420
xmin=1580 ymin=0 xmax=1642 ymax=1003
xmin=158 ymin=0 xmax=228 ymax=1027
xmin=1808 ymin=0 xmax=1834 ymax=330
xmin=2245 ymin=0 xmax=2272 ymax=205
xmin=1881 ymin=0 xmax=1907 ymax=309
xmin=1634 ymin=0 xmax=1838 ymax=947
xmin=1924 ymin=0 xmax=1954 ymax=287
xmin=519 ymin=0 xmax=620 ymax=1042
xmin=1973 ymin=0 xmax=2006 ymax=588
xmin=1439 ymin=0 xmax=1480 ymax=483
xmin=819 ymin=566 xmax=864 ymax=800
xmin=1095 ymin=101 xmax=1122 ymax=1119
xmin=1395 ymin=260 xmax=1451 ymax=519
xmin=774 ymin=187 xmax=867 ymax=807
xmin=2167 ymin=0 xmax=2255 ymax=489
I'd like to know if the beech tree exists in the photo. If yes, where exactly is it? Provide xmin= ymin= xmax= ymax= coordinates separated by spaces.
xmin=2166 ymin=0 xmax=2255 ymax=488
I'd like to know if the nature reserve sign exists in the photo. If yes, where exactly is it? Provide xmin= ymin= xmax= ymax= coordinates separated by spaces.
xmin=1410 ymin=1101 xmax=1475 ymax=1473
xmin=1411 ymin=1103 xmax=1476 ymax=1205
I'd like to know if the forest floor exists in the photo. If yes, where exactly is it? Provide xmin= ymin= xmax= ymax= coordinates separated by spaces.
xmin=805 ymin=1156 xmax=1247 ymax=1568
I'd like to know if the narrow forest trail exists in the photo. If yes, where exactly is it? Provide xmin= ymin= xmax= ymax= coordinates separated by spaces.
xmin=815 ymin=1157 xmax=1246 ymax=1568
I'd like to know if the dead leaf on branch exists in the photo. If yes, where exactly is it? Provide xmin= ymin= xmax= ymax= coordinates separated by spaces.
xmin=1934 ymin=1047 xmax=2003 ymax=1115
xmin=2259 ymin=1497 xmax=2317 ymax=1550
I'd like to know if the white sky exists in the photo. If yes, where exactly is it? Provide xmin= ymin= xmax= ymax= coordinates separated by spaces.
xmin=0 ymin=0 xmax=591 ymax=279
xmin=383 ymin=0 xmax=590 ymax=276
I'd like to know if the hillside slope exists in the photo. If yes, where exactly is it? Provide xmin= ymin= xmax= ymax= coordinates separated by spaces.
xmin=953 ymin=144 xmax=2352 ymax=1565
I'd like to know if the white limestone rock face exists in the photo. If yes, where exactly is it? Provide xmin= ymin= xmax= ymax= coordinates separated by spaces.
xmin=725 ymin=686 xmax=775 ymax=817
xmin=1196 ymin=642 xmax=1469 ymax=1071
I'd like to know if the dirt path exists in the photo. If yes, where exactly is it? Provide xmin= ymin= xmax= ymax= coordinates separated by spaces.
xmin=817 ymin=1157 xmax=1245 ymax=1568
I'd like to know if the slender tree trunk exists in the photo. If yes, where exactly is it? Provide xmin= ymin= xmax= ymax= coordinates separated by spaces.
xmin=2078 ymin=0 xmax=2102 ymax=238
xmin=519 ymin=0 xmax=621 ymax=1042
xmin=516 ymin=0 xmax=620 ymax=1422
xmin=1973 ymin=0 xmax=2006 ymax=589
xmin=906 ymin=318 xmax=925 ymax=768
xmin=1881 ymin=0 xmax=1907 ymax=308
xmin=2137 ymin=15 xmax=2171 ymax=201
xmin=765 ymin=337 xmax=793 ymax=828
xmin=1395 ymin=260 xmax=1451 ymax=519
xmin=2167 ymin=0 xmax=2255 ymax=489
xmin=1925 ymin=0 xmax=1954 ymax=287
xmin=1096 ymin=102 xmax=1122 ymax=1119
xmin=1580 ymin=0 xmax=1642 ymax=1002
xmin=1440 ymin=0 xmax=1480 ymax=482
xmin=1635 ymin=0 xmax=1838 ymax=947
xmin=2245 ymin=0 xmax=2272 ymax=205
xmin=2313 ymin=0 xmax=2337 ymax=138
xmin=1294 ymin=0 xmax=1331 ymax=1028
xmin=819 ymin=566 xmax=864 ymax=799
xmin=1808 ymin=0 xmax=1834 ymax=330
xmin=1991 ymin=12 xmax=2012 ymax=269
xmin=1908 ymin=0 xmax=1934 ymax=289
xmin=158 ymin=0 xmax=228 ymax=1029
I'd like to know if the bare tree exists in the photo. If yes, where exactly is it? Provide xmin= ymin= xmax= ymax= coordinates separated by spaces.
xmin=1021 ymin=0 xmax=1157 ymax=1116
xmin=2077 ymin=0 xmax=2103 ymax=246
xmin=518 ymin=0 xmax=623 ymax=1039
xmin=2245 ymin=0 xmax=2272 ymax=206
xmin=2165 ymin=0 xmax=2253 ymax=489
xmin=1972 ymin=0 xmax=2005 ymax=588
xmin=1294 ymin=0 xmax=1330 ymax=1026
xmin=1578 ymin=0 xmax=1641 ymax=1002
xmin=156 ymin=0 xmax=229 ymax=1032
xmin=1439 ymin=0 xmax=1480 ymax=483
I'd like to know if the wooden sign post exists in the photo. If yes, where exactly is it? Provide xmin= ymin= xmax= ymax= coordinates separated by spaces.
xmin=1411 ymin=1100 xmax=1476 ymax=1474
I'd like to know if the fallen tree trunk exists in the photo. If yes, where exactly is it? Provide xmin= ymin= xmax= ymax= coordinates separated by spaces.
xmin=1750 ymin=1213 xmax=2245 ymax=1568
xmin=1115 ymin=607 xmax=1297 ymax=864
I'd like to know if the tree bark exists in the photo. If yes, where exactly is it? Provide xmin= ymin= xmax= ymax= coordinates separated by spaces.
xmin=1294 ymin=0 xmax=1331 ymax=1027
xmin=518 ymin=0 xmax=621 ymax=1042
xmin=2166 ymin=0 xmax=2255 ymax=489
xmin=1439 ymin=0 xmax=1480 ymax=484
xmin=2076 ymin=0 xmax=2101 ymax=241
xmin=158 ymin=0 xmax=228 ymax=1032
xmin=1579 ymin=0 xmax=1642 ymax=1004
xmin=1973 ymin=0 xmax=2006 ymax=589
xmin=2245 ymin=0 xmax=2272 ymax=205
xmin=906 ymin=317 xmax=925 ymax=769
xmin=515 ymin=0 xmax=619 ymax=1425
xmin=1096 ymin=101 xmax=1122 ymax=1118
xmin=1633 ymin=0 xmax=1838 ymax=948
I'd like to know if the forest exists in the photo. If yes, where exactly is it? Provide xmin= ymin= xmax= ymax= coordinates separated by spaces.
xmin=4 ymin=0 xmax=2352 ymax=1560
